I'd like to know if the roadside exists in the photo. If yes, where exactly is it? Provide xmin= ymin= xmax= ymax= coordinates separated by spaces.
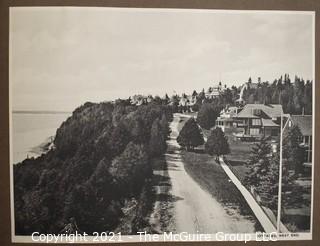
xmin=148 ymin=157 xmax=175 ymax=234
xmin=116 ymin=156 xmax=174 ymax=235
xmin=200 ymin=124 xmax=310 ymax=233
xmin=167 ymin=114 xmax=259 ymax=233
xmin=224 ymin=130 xmax=311 ymax=232
xmin=177 ymin=115 xmax=263 ymax=232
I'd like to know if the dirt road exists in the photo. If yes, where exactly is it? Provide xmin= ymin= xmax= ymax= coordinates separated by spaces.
xmin=163 ymin=114 xmax=256 ymax=233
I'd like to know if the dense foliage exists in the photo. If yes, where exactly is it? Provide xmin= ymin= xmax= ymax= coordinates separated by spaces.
xmin=197 ymin=103 xmax=221 ymax=130
xmin=177 ymin=118 xmax=204 ymax=150
xmin=14 ymin=100 xmax=172 ymax=235
xmin=244 ymin=137 xmax=272 ymax=187
xmin=242 ymin=75 xmax=312 ymax=114
xmin=204 ymin=127 xmax=230 ymax=160
xmin=283 ymin=125 xmax=305 ymax=174
xmin=243 ymin=137 xmax=280 ymax=210
xmin=182 ymin=75 xmax=312 ymax=118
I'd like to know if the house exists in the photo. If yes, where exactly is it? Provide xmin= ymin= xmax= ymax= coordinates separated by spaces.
xmin=146 ymin=95 xmax=153 ymax=103
xmin=233 ymin=104 xmax=283 ymax=138
xmin=179 ymin=96 xmax=188 ymax=107
xmin=130 ymin=94 xmax=153 ymax=105
xmin=215 ymin=106 xmax=241 ymax=132
xmin=205 ymin=87 xmax=220 ymax=99
xmin=205 ymin=82 xmax=227 ymax=99
xmin=187 ymin=95 xmax=197 ymax=106
xmin=130 ymin=94 xmax=145 ymax=105
xmin=178 ymin=94 xmax=197 ymax=112
xmin=288 ymin=115 xmax=312 ymax=165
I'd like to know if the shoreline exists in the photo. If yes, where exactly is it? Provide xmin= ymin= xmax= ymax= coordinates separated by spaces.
xmin=12 ymin=112 xmax=70 ymax=164
xmin=29 ymin=136 xmax=55 ymax=156
xmin=13 ymin=135 xmax=55 ymax=165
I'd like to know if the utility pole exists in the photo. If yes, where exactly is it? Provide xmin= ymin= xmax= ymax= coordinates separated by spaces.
xmin=276 ymin=112 xmax=289 ymax=234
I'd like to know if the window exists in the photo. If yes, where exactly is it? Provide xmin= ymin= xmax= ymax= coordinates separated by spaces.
xmin=253 ymin=109 xmax=261 ymax=116
xmin=304 ymin=136 xmax=309 ymax=145
xmin=271 ymin=129 xmax=279 ymax=136
xmin=305 ymin=149 xmax=312 ymax=163
xmin=250 ymin=128 xmax=260 ymax=135
xmin=252 ymin=119 xmax=261 ymax=126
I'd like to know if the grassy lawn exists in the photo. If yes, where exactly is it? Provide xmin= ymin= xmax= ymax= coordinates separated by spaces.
xmin=185 ymin=117 xmax=311 ymax=233
xmin=224 ymin=131 xmax=311 ymax=232
xmin=198 ymin=123 xmax=254 ymax=181
xmin=202 ymin=127 xmax=253 ymax=183
xmin=225 ymin=136 xmax=253 ymax=183
xmin=180 ymin=150 xmax=246 ymax=209
xmin=180 ymin=149 xmax=263 ymax=231
xmin=175 ymin=115 xmax=262 ymax=230
xmin=226 ymin=134 xmax=254 ymax=162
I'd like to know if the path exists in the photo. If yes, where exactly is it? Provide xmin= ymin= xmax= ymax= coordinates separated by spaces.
xmin=162 ymin=114 xmax=256 ymax=233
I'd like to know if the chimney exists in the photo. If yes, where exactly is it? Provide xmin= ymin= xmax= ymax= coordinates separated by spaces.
xmin=302 ymin=107 xmax=305 ymax=116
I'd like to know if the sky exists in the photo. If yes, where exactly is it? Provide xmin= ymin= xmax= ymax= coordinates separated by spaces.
xmin=10 ymin=7 xmax=314 ymax=111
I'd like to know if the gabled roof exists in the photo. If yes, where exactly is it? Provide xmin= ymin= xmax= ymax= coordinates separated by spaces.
xmin=235 ymin=104 xmax=283 ymax=119
xmin=290 ymin=115 xmax=312 ymax=136
xmin=262 ymin=118 xmax=279 ymax=127
xmin=248 ymin=83 xmax=259 ymax=89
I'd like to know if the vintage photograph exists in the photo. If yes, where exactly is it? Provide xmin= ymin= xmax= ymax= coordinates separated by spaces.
xmin=10 ymin=7 xmax=314 ymax=242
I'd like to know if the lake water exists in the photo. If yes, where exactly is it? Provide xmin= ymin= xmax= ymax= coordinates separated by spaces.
xmin=11 ymin=112 xmax=71 ymax=164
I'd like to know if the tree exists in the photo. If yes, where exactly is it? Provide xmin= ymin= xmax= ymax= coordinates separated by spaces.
xmin=244 ymin=137 xmax=271 ymax=187
xmin=283 ymin=125 xmax=305 ymax=175
xmin=259 ymin=152 xmax=279 ymax=210
xmin=280 ymin=157 xmax=306 ymax=222
xmin=198 ymin=89 xmax=206 ymax=101
xmin=205 ymin=127 xmax=230 ymax=160
xmin=197 ymin=103 xmax=220 ymax=130
xmin=108 ymin=123 xmax=130 ymax=157
xmin=109 ymin=142 xmax=149 ymax=194
xmin=170 ymin=95 xmax=180 ymax=113
xmin=192 ymin=90 xmax=198 ymax=97
xmin=149 ymin=118 xmax=167 ymax=157
xmin=177 ymin=118 xmax=204 ymax=151
xmin=221 ymin=88 xmax=233 ymax=105
xmin=129 ymin=118 xmax=148 ymax=144
xmin=112 ymin=105 xmax=126 ymax=126
xmin=164 ymin=93 xmax=170 ymax=104
xmin=247 ymin=94 xmax=255 ymax=104
xmin=152 ymin=95 xmax=163 ymax=105
xmin=159 ymin=113 xmax=170 ymax=139
xmin=303 ymin=80 xmax=312 ymax=114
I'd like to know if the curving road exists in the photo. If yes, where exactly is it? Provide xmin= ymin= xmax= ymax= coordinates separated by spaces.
xmin=164 ymin=114 xmax=256 ymax=234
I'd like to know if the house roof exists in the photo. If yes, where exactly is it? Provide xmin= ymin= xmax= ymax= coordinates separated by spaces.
xmin=290 ymin=115 xmax=312 ymax=136
xmin=262 ymin=118 xmax=279 ymax=127
xmin=217 ymin=118 xmax=235 ymax=122
xmin=235 ymin=104 xmax=283 ymax=119
xmin=248 ymin=83 xmax=259 ymax=89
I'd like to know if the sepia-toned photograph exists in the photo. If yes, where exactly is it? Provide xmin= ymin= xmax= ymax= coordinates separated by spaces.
xmin=9 ymin=7 xmax=314 ymax=243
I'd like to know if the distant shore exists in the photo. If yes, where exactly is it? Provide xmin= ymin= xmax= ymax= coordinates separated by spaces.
xmin=13 ymin=110 xmax=71 ymax=115
xmin=29 ymin=136 xmax=54 ymax=156
xmin=12 ymin=111 xmax=70 ymax=164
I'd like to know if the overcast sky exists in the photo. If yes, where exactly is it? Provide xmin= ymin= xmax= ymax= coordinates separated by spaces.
xmin=10 ymin=7 xmax=314 ymax=111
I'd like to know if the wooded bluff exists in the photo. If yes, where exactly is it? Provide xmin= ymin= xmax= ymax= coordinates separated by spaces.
xmin=14 ymin=100 xmax=173 ymax=235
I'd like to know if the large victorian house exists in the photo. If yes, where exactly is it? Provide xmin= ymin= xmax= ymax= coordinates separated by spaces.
xmin=233 ymin=104 xmax=283 ymax=138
